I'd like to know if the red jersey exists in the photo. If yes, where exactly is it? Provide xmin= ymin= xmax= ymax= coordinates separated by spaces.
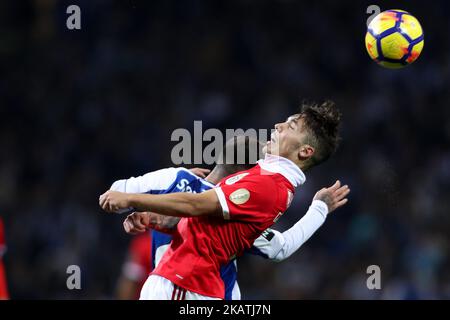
xmin=152 ymin=155 xmax=305 ymax=299
xmin=122 ymin=232 xmax=152 ymax=299
xmin=0 ymin=218 xmax=9 ymax=299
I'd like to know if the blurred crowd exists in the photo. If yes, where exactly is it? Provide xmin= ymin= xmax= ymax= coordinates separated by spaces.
xmin=1 ymin=0 xmax=450 ymax=299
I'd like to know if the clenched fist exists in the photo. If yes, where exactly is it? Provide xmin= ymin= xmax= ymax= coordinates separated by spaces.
xmin=123 ymin=212 xmax=151 ymax=234
xmin=99 ymin=190 xmax=132 ymax=213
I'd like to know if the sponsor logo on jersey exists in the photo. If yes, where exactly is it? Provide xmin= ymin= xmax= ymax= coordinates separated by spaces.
xmin=261 ymin=229 xmax=275 ymax=241
xmin=176 ymin=179 xmax=196 ymax=193
xmin=225 ymin=173 xmax=249 ymax=185
xmin=229 ymin=188 xmax=250 ymax=205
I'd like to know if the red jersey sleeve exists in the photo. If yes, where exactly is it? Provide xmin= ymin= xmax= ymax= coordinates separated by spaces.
xmin=213 ymin=173 xmax=281 ymax=224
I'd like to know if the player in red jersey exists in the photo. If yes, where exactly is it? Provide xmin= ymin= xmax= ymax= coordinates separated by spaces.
xmin=116 ymin=232 xmax=152 ymax=300
xmin=100 ymin=101 xmax=349 ymax=299
xmin=0 ymin=218 xmax=9 ymax=300
xmin=115 ymin=168 xmax=210 ymax=300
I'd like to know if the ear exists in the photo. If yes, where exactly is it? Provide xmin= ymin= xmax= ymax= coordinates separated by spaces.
xmin=298 ymin=144 xmax=315 ymax=161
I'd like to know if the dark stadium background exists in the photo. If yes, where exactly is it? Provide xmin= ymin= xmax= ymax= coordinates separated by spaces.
xmin=1 ymin=0 xmax=449 ymax=299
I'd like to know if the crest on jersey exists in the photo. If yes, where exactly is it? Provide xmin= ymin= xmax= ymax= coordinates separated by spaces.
xmin=229 ymin=188 xmax=250 ymax=205
xmin=225 ymin=172 xmax=249 ymax=185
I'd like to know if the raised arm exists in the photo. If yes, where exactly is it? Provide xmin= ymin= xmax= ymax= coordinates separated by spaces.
xmin=110 ymin=168 xmax=179 ymax=193
xmin=250 ymin=180 xmax=350 ymax=262
xmin=99 ymin=189 xmax=222 ymax=218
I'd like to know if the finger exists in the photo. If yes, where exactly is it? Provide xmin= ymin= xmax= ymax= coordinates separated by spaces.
xmin=334 ymin=186 xmax=350 ymax=199
xmin=99 ymin=194 xmax=107 ymax=208
xmin=139 ymin=215 xmax=149 ymax=228
xmin=101 ymin=198 xmax=109 ymax=211
xmin=131 ymin=226 xmax=146 ymax=234
xmin=127 ymin=228 xmax=139 ymax=235
xmin=132 ymin=215 xmax=147 ymax=229
xmin=335 ymin=198 xmax=348 ymax=208
xmin=125 ymin=217 xmax=145 ymax=234
xmin=140 ymin=213 xmax=150 ymax=226
xmin=123 ymin=220 xmax=132 ymax=233
xmin=190 ymin=168 xmax=210 ymax=178
xmin=107 ymin=200 xmax=116 ymax=213
xmin=197 ymin=169 xmax=211 ymax=178
xmin=335 ymin=190 xmax=350 ymax=203
xmin=328 ymin=180 xmax=341 ymax=192
xmin=101 ymin=192 xmax=113 ymax=211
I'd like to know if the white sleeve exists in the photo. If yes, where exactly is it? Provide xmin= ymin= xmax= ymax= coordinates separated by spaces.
xmin=251 ymin=200 xmax=328 ymax=262
xmin=251 ymin=228 xmax=286 ymax=259
xmin=109 ymin=167 xmax=180 ymax=193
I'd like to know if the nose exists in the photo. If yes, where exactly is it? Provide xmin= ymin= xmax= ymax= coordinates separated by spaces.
xmin=274 ymin=122 xmax=285 ymax=132
xmin=274 ymin=123 xmax=282 ymax=131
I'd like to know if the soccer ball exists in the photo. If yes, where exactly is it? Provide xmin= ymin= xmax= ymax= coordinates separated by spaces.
xmin=365 ymin=9 xmax=424 ymax=69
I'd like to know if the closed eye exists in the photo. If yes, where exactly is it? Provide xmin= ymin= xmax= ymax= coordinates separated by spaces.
xmin=288 ymin=119 xmax=297 ymax=130
xmin=286 ymin=114 xmax=300 ymax=130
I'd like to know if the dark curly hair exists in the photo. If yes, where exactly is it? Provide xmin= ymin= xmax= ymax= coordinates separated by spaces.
xmin=299 ymin=100 xmax=342 ymax=168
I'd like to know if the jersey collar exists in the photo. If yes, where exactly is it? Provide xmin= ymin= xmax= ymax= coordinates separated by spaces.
xmin=257 ymin=153 xmax=306 ymax=188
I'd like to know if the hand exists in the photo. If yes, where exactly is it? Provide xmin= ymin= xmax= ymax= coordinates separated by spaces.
xmin=313 ymin=180 xmax=350 ymax=214
xmin=99 ymin=190 xmax=131 ymax=213
xmin=189 ymin=167 xmax=211 ymax=178
xmin=123 ymin=212 xmax=151 ymax=234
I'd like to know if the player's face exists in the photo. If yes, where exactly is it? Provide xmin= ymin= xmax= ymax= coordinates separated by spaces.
xmin=263 ymin=114 xmax=313 ymax=163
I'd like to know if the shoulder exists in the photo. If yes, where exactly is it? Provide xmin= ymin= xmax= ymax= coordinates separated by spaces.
xmin=173 ymin=168 xmax=214 ymax=189
xmin=221 ymin=172 xmax=281 ymax=207
xmin=148 ymin=167 xmax=199 ymax=186
xmin=241 ymin=171 xmax=283 ymax=192
xmin=173 ymin=167 xmax=200 ymax=180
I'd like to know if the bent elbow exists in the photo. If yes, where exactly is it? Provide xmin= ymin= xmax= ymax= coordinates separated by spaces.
xmin=271 ymin=247 xmax=291 ymax=262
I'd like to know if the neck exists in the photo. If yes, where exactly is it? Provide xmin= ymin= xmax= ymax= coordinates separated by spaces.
xmin=258 ymin=152 xmax=307 ymax=187
xmin=205 ymin=166 xmax=227 ymax=185
xmin=297 ymin=161 xmax=309 ymax=172
xmin=289 ymin=157 xmax=305 ymax=171
xmin=270 ymin=152 xmax=308 ymax=172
